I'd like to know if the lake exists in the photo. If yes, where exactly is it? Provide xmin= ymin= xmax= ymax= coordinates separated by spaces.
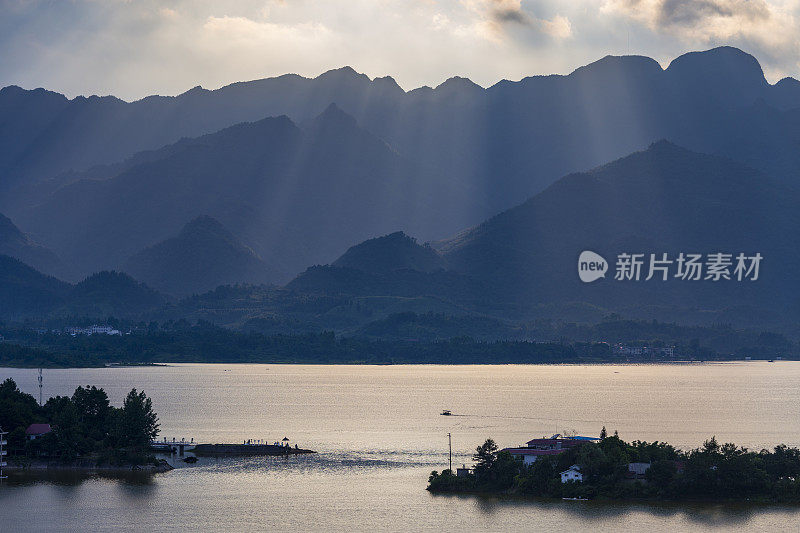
xmin=1 ymin=362 xmax=799 ymax=531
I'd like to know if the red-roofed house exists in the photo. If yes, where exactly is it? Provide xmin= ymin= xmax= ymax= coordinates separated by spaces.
xmin=26 ymin=423 xmax=52 ymax=440
xmin=501 ymin=434 xmax=600 ymax=465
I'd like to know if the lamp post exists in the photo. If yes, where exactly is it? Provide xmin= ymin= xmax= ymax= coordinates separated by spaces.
xmin=448 ymin=432 xmax=452 ymax=473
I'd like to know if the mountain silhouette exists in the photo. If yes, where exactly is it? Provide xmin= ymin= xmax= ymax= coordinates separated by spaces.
xmin=0 ymin=212 xmax=62 ymax=275
xmin=64 ymin=270 xmax=166 ymax=317
xmin=0 ymin=256 xmax=164 ymax=319
xmin=332 ymin=231 xmax=447 ymax=274
xmin=437 ymin=141 xmax=800 ymax=314
xmin=124 ymin=215 xmax=272 ymax=296
xmin=287 ymin=231 xmax=483 ymax=305
xmin=0 ymin=254 xmax=70 ymax=317
xmin=17 ymin=106 xmax=482 ymax=281
xmin=4 ymin=46 xmax=800 ymax=222
xmin=3 ymin=46 xmax=800 ymax=323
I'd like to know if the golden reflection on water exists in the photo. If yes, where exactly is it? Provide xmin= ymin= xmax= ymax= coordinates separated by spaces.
xmin=1 ymin=362 xmax=799 ymax=531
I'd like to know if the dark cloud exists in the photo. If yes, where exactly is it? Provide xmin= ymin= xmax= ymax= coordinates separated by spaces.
xmin=654 ymin=0 xmax=770 ymax=28
xmin=488 ymin=0 xmax=532 ymax=26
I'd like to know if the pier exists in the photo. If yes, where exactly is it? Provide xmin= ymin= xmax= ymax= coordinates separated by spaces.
xmin=193 ymin=443 xmax=315 ymax=456
xmin=150 ymin=437 xmax=196 ymax=455
xmin=151 ymin=436 xmax=315 ymax=456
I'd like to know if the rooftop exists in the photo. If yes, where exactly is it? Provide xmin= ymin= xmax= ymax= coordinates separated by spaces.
xmin=25 ymin=423 xmax=52 ymax=435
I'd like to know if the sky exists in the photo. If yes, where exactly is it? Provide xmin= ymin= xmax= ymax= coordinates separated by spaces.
xmin=1 ymin=0 xmax=799 ymax=101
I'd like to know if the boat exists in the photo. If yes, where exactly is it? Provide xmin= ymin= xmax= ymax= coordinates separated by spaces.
xmin=440 ymin=410 xmax=452 ymax=416
xmin=562 ymin=497 xmax=589 ymax=501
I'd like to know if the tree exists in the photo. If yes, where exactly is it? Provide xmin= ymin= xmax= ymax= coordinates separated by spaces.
xmin=72 ymin=386 xmax=111 ymax=442
xmin=0 ymin=378 xmax=41 ymax=437
xmin=118 ymin=389 xmax=159 ymax=448
xmin=600 ymin=426 xmax=607 ymax=440
xmin=473 ymin=439 xmax=498 ymax=476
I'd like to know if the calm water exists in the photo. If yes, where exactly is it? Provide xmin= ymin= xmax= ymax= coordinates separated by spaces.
xmin=1 ymin=363 xmax=799 ymax=532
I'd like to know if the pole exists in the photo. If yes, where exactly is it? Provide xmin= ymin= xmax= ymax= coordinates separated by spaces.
xmin=448 ymin=432 xmax=452 ymax=473
xmin=38 ymin=368 xmax=43 ymax=406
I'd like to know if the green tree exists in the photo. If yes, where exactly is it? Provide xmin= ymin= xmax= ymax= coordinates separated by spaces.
xmin=72 ymin=385 xmax=111 ymax=443
xmin=0 ymin=378 xmax=41 ymax=436
xmin=118 ymin=389 xmax=159 ymax=448
xmin=473 ymin=438 xmax=498 ymax=477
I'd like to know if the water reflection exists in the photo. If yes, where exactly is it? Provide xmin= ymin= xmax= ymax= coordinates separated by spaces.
xmin=433 ymin=491 xmax=800 ymax=527
xmin=2 ymin=363 xmax=800 ymax=531
xmin=4 ymin=470 xmax=158 ymax=487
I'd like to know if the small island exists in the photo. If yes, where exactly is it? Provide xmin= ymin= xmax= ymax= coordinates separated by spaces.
xmin=0 ymin=378 xmax=169 ymax=473
xmin=428 ymin=431 xmax=800 ymax=503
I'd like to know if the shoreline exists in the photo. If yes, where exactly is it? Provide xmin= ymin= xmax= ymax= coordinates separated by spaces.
xmin=5 ymin=458 xmax=174 ymax=473
xmin=427 ymin=489 xmax=800 ymax=506
xmin=1 ymin=359 xmax=793 ymax=370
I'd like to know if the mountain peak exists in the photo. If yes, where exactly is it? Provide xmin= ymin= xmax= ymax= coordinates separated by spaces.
xmin=666 ymin=46 xmax=767 ymax=104
xmin=435 ymin=76 xmax=483 ymax=91
xmin=570 ymin=54 xmax=664 ymax=80
xmin=179 ymin=85 xmax=209 ymax=97
xmin=373 ymin=75 xmax=402 ymax=89
xmin=124 ymin=216 xmax=269 ymax=296
xmin=312 ymin=102 xmax=358 ymax=130
xmin=333 ymin=231 xmax=447 ymax=274
xmin=431 ymin=76 xmax=484 ymax=102
xmin=646 ymin=139 xmax=682 ymax=152
xmin=316 ymin=66 xmax=370 ymax=83
xmin=180 ymin=215 xmax=230 ymax=238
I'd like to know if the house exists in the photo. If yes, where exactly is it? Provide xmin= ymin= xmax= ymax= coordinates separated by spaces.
xmin=560 ymin=465 xmax=583 ymax=483
xmin=501 ymin=434 xmax=600 ymax=465
xmin=626 ymin=462 xmax=651 ymax=480
xmin=25 ymin=423 xmax=52 ymax=440
xmin=456 ymin=465 xmax=471 ymax=477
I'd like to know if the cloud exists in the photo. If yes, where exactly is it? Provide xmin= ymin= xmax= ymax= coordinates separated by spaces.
xmin=488 ymin=0 xmax=532 ymax=25
xmin=201 ymin=15 xmax=333 ymax=48
xmin=464 ymin=0 xmax=572 ymax=40
xmin=603 ymin=0 xmax=797 ymax=52
xmin=601 ymin=0 xmax=800 ymax=80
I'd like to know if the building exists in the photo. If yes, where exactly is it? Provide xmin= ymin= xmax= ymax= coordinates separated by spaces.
xmin=560 ymin=465 xmax=583 ymax=483
xmin=64 ymin=325 xmax=121 ymax=336
xmin=456 ymin=465 xmax=471 ymax=477
xmin=501 ymin=434 xmax=600 ymax=465
xmin=25 ymin=423 xmax=52 ymax=440
xmin=626 ymin=462 xmax=651 ymax=480
xmin=613 ymin=344 xmax=675 ymax=358
xmin=625 ymin=461 xmax=685 ymax=480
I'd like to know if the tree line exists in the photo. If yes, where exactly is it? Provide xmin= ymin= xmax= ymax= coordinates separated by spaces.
xmin=428 ymin=434 xmax=800 ymax=502
xmin=3 ymin=319 xmax=789 ymax=368
xmin=0 ymin=378 xmax=159 ymax=466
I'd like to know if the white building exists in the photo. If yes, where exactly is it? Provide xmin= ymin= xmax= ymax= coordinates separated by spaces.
xmin=560 ymin=465 xmax=583 ymax=483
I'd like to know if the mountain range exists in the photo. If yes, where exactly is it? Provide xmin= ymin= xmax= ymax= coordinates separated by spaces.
xmin=13 ymin=103 xmax=483 ymax=281
xmin=287 ymin=141 xmax=800 ymax=328
xmin=3 ymin=46 xmax=800 ymax=217
xmin=0 ymin=255 xmax=164 ymax=319
xmin=2 ymin=46 xmax=800 ymax=333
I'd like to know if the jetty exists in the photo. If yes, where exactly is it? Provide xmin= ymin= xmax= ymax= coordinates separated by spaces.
xmin=192 ymin=443 xmax=315 ymax=456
